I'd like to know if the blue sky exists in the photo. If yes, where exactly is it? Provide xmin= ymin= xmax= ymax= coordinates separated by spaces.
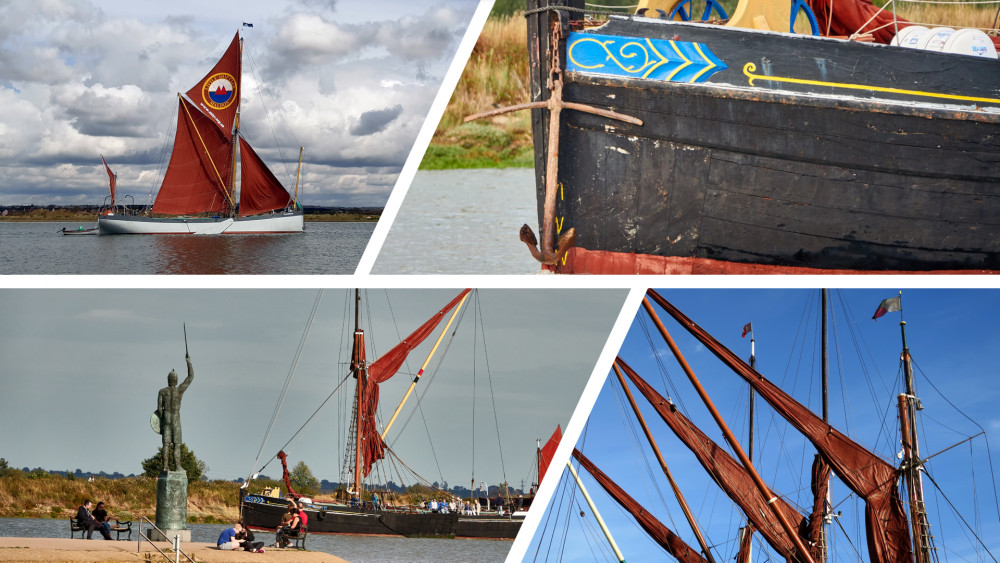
xmin=525 ymin=288 xmax=1000 ymax=562
xmin=0 ymin=0 xmax=478 ymax=207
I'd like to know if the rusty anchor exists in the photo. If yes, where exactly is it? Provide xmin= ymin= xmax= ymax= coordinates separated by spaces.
xmin=465 ymin=14 xmax=642 ymax=266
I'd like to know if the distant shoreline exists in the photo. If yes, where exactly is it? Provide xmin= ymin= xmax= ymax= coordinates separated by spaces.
xmin=0 ymin=208 xmax=382 ymax=223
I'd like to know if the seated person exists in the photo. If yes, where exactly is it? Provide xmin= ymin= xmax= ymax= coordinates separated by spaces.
xmin=217 ymin=522 xmax=244 ymax=550
xmin=76 ymin=500 xmax=112 ymax=540
xmin=275 ymin=509 xmax=301 ymax=548
xmin=236 ymin=526 xmax=264 ymax=552
xmin=91 ymin=502 xmax=113 ymax=538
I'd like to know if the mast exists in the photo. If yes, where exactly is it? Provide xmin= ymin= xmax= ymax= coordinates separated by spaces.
xmin=819 ymin=289 xmax=830 ymax=563
xmin=566 ymin=460 xmax=626 ymax=563
xmin=746 ymin=327 xmax=755 ymax=563
xmin=293 ymin=147 xmax=303 ymax=207
xmin=898 ymin=293 xmax=931 ymax=563
xmin=351 ymin=289 xmax=365 ymax=497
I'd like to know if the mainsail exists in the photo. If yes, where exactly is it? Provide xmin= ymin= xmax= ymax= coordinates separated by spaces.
xmin=151 ymin=32 xmax=293 ymax=218
xmin=101 ymin=155 xmax=116 ymax=207
xmin=538 ymin=425 xmax=562 ymax=486
xmin=358 ymin=288 xmax=473 ymax=478
xmin=646 ymin=290 xmax=913 ymax=563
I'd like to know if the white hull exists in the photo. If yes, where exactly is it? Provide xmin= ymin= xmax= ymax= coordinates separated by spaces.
xmin=97 ymin=210 xmax=304 ymax=235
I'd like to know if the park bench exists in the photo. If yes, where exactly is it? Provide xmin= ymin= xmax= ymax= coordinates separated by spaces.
xmin=278 ymin=526 xmax=307 ymax=550
xmin=69 ymin=517 xmax=133 ymax=540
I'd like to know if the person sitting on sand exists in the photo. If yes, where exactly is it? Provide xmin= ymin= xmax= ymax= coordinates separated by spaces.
xmin=76 ymin=500 xmax=112 ymax=540
xmin=217 ymin=522 xmax=243 ymax=550
xmin=236 ymin=525 xmax=264 ymax=552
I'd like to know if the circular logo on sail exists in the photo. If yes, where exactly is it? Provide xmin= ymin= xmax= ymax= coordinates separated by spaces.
xmin=202 ymin=73 xmax=237 ymax=110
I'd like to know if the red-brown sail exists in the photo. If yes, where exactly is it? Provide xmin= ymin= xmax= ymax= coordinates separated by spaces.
xmin=538 ymin=425 xmax=562 ymax=485
xmin=101 ymin=155 xmax=116 ymax=207
xmin=646 ymin=290 xmax=912 ymax=563
xmin=616 ymin=357 xmax=817 ymax=562
xmin=185 ymin=32 xmax=241 ymax=138
xmin=572 ymin=448 xmax=707 ymax=563
xmin=237 ymin=137 xmax=292 ymax=216
xmin=359 ymin=289 xmax=473 ymax=477
xmin=152 ymin=97 xmax=233 ymax=215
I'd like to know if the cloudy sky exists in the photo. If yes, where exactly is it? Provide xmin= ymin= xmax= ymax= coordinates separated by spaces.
xmin=0 ymin=0 xmax=477 ymax=207
xmin=0 ymin=288 xmax=627 ymax=490
xmin=523 ymin=289 xmax=1000 ymax=562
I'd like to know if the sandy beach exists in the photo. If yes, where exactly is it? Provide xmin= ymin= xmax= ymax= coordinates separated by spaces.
xmin=0 ymin=537 xmax=348 ymax=562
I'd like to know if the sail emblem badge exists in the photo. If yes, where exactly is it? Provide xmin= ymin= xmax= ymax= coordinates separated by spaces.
xmin=202 ymin=73 xmax=237 ymax=110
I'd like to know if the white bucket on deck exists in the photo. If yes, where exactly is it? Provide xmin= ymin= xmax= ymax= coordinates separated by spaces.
xmin=891 ymin=25 xmax=928 ymax=48
xmin=942 ymin=28 xmax=999 ymax=59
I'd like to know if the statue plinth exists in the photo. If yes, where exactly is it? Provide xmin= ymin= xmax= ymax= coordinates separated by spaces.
xmin=152 ymin=470 xmax=190 ymax=542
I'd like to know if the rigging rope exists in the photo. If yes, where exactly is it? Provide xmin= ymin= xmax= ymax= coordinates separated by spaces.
xmin=242 ymin=42 xmax=302 ymax=185
xmin=248 ymin=289 xmax=325 ymax=479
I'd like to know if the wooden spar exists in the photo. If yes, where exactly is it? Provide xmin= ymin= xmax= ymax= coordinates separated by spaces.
xmin=612 ymin=362 xmax=716 ymax=563
xmin=898 ymin=301 xmax=931 ymax=563
xmin=293 ymin=147 xmax=303 ymax=206
xmin=819 ymin=289 xmax=830 ymax=563
xmin=640 ymin=296 xmax=817 ymax=563
xmin=566 ymin=460 xmax=626 ymax=563
xmin=380 ymin=290 xmax=472 ymax=439
xmin=352 ymin=289 xmax=364 ymax=497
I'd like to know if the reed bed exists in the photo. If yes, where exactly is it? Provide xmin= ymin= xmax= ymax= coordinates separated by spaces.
xmin=0 ymin=474 xmax=242 ymax=524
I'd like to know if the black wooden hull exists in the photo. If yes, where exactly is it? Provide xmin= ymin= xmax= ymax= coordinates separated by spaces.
xmin=527 ymin=2 xmax=1000 ymax=273
xmin=240 ymin=496 xmax=522 ymax=540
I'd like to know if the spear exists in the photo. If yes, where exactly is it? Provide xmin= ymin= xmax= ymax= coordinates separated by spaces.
xmin=183 ymin=323 xmax=188 ymax=357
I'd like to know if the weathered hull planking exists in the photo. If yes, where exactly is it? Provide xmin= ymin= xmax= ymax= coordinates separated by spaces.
xmin=240 ymin=496 xmax=523 ymax=540
xmin=527 ymin=0 xmax=1000 ymax=273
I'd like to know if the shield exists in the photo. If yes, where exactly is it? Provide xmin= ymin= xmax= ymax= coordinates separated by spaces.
xmin=150 ymin=412 xmax=161 ymax=434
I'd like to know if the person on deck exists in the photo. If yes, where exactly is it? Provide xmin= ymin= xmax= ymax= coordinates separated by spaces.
xmin=76 ymin=500 xmax=112 ymax=540
xmin=217 ymin=522 xmax=243 ymax=550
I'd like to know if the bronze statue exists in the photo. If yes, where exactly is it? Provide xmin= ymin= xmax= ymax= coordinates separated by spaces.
xmin=155 ymin=354 xmax=193 ymax=472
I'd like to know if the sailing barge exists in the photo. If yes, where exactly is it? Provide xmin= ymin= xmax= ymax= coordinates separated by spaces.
xmin=535 ymin=290 xmax=995 ymax=561
xmin=98 ymin=31 xmax=303 ymax=235
xmin=240 ymin=290 xmax=554 ymax=540
xmin=515 ymin=0 xmax=1000 ymax=273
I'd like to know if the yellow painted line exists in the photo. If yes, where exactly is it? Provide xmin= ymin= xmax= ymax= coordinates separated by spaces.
xmin=689 ymin=43 xmax=719 ymax=83
xmin=665 ymin=40 xmax=693 ymax=81
xmin=743 ymin=62 xmax=1000 ymax=105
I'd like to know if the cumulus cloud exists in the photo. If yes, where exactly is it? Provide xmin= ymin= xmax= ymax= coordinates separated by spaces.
xmin=0 ymin=0 xmax=475 ymax=207
xmin=349 ymin=104 xmax=403 ymax=136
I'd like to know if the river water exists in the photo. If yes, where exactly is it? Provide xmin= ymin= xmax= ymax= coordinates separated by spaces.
xmin=0 ymin=517 xmax=511 ymax=562
xmin=0 ymin=222 xmax=374 ymax=275
xmin=372 ymin=169 xmax=542 ymax=275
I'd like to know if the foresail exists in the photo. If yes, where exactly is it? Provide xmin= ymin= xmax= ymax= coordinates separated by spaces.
xmin=360 ymin=288 xmax=474 ymax=478
xmin=152 ymin=97 xmax=233 ymax=215
xmin=647 ymin=290 xmax=913 ymax=563
xmin=185 ymin=32 xmax=241 ymax=138
xmin=237 ymin=137 xmax=292 ymax=217
xmin=572 ymin=448 xmax=708 ymax=563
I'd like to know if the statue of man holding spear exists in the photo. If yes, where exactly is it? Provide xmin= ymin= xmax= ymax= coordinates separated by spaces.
xmin=154 ymin=324 xmax=194 ymax=472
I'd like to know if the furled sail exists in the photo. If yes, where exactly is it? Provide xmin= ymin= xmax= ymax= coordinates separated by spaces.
xmin=237 ymin=137 xmax=292 ymax=216
xmin=152 ymin=97 xmax=233 ymax=215
xmin=572 ymin=448 xmax=708 ymax=563
xmin=616 ymin=357 xmax=818 ymax=562
xmin=646 ymin=290 xmax=913 ymax=563
xmin=538 ymin=425 xmax=562 ymax=485
xmin=359 ymin=289 xmax=474 ymax=477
